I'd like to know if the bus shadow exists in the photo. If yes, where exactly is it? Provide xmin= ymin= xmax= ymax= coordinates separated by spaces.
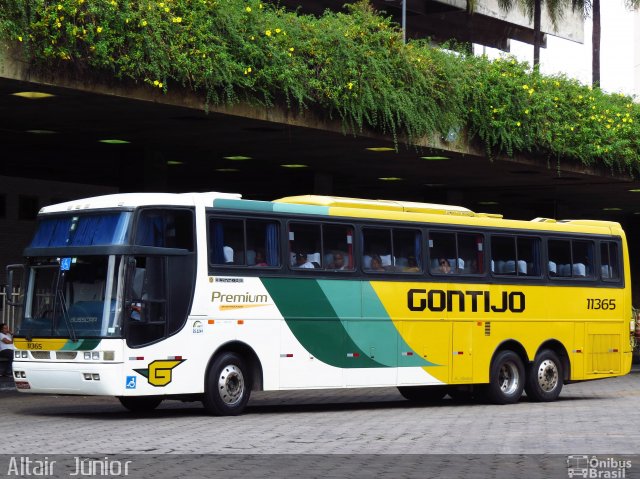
xmin=14 ymin=393 xmax=609 ymax=419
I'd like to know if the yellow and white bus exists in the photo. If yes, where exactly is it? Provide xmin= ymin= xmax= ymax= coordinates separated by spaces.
xmin=6 ymin=192 xmax=633 ymax=415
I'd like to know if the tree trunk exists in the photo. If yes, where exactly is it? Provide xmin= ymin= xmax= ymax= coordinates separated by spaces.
xmin=592 ymin=0 xmax=601 ymax=86
xmin=533 ymin=0 xmax=542 ymax=68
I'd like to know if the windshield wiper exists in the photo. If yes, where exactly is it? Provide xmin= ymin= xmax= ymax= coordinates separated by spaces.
xmin=53 ymin=269 xmax=77 ymax=342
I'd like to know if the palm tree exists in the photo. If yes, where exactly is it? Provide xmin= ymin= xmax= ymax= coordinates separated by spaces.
xmin=572 ymin=0 xmax=640 ymax=87
xmin=495 ymin=0 xmax=570 ymax=69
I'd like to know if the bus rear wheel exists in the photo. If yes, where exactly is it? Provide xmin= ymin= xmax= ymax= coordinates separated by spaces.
xmin=118 ymin=396 xmax=163 ymax=412
xmin=203 ymin=352 xmax=251 ymax=416
xmin=484 ymin=350 xmax=524 ymax=405
xmin=397 ymin=385 xmax=448 ymax=402
xmin=525 ymin=349 xmax=563 ymax=402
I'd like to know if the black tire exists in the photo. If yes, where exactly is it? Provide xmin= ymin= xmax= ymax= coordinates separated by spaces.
xmin=203 ymin=352 xmax=252 ymax=416
xmin=525 ymin=349 xmax=564 ymax=402
xmin=397 ymin=385 xmax=448 ymax=402
xmin=118 ymin=396 xmax=163 ymax=412
xmin=484 ymin=350 xmax=525 ymax=405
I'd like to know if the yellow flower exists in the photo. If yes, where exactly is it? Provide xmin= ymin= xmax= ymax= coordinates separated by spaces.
xmin=259 ymin=3 xmax=263 ymax=8
xmin=348 ymin=82 xmax=353 ymax=90
xmin=158 ymin=82 xmax=163 ymax=88
xmin=153 ymin=80 xmax=159 ymax=86
xmin=516 ymin=121 xmax=521 ymax=127
xmin=96 ymin=26 xmax=103 ymax=33
xmin=522 ymin=85 xmax=529 ymax=90
xmin=159 ymin=2 xmax=164 ymax=6
xmin=250 ymin=35 xmax=255 ymax=40
xmin=528 ymin=89 xmax=534 ymax=95
xmin=172 ymin=17 xmax=182 ymax=23
xmin=275 ymin=28 xmax=281 ymax=33
xmin=247 ymin=67 xmax=252 ymax=73
xmin=141 ymin=20 xmax=148 ymax=26
xmin=524 ymin=109 xmax=529 ymax=115
xmin=289 ymin=47 xmax=294 ymax=52
xmin=245 ymin=6 xmax=251 ymax=12
xmin=57 ymin=4 xmax=63 ymax=10
xmin=17 ymin=36 xmax=22 ymax=42
xmin=165 ymin=7 xmax=169 ymax=12
xmin=265 ymin=30 xmax=271 ymax=36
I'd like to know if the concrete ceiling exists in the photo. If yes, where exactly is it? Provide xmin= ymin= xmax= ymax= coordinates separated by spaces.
xmin=2 ymin=76 xmax=639 ymax=225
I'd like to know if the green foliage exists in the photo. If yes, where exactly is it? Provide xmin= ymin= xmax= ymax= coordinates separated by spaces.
xmin=0 ymin=0 xmax=638 ymax=172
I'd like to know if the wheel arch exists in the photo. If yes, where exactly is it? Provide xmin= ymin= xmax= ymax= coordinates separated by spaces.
xmin=206 ymin=341 xmax=264 ymax=391
xmin=534 ymin=339 xmax=571 ymax=382
xmin=492 ymin=339 xmax=529 ymax=368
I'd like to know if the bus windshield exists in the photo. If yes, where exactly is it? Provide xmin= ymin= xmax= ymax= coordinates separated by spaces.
xmin=18 ymin=255 xmax=125 ymax=339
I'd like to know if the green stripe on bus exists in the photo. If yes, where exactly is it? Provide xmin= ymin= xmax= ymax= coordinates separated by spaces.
xmin=316 ymin=280 xmax=413 ymax=367
xmin=261 ymin=278 xmax=383 ymax=368
xmin=212 ymin=198 xmax=329 ymax=216
xmin=359 ymin=282 xmax=435 ymax=367
xmin=272 ymin=203 xmax=329 ymax=216
xmin=212 ymin=198 xmax=274 ymax=212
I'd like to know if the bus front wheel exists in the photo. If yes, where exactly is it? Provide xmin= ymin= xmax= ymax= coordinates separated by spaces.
xmin=484 ymin=350 xmax=524 ymax=404
xmin=118 ymin=396 xmax=163 ymax=412
xmin=203 ymin=352 xmax=251 ymax=416
xmin=525 ymin=349 xmax=563 ymax=402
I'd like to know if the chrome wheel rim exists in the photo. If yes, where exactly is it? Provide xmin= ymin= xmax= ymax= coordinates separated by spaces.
xmin=498 ymin=361 xmax=520 ymax=395
xmin=536 ymin=359 xmax=559 ymax=392
xmin=217 ymin=364 xmax=244 ymax=406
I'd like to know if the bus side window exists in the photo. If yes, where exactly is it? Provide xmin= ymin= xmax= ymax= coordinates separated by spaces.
xmin=136 ymin=209 xmax=194 ymax=250
xmin=210 ymin=219 xmax=244 ymax=265
xmin=246 ymin=220 xmax=280 ymax=267
xmin=394 ymin=229 xmax=422 ymax=273
xmin=362 ymin=228 xmax=392 ymax=272
xmin=458 ymin=233 xmax=483 ymax=274
xmin=429 ymin=232 xmax=456 ymax=274
xmin=289 ymin=222 xmax=322 ymax=269
xmin=548 ymin=239 xmax=572 ymax=278
xmin=601 ymin=241 xmax=620 ymax=280
xmin=323 ymin=224 xmax=355 ymax=271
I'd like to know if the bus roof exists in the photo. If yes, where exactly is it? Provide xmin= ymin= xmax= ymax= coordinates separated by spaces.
xmin=38 ymin=191 xmax=242 ymax=214
xmin=38 ymin=192 xmax=623 ymax=236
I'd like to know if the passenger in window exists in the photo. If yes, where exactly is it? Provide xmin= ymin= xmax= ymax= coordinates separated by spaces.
xmin=438 ymin=258 xmax=452 ymax=274
xmin=403 ymin=256 xmax=420 ymax=272
xmin=254 ymin=249 xmax=268 ymax=267
xmin=295 ymin=253 xmax=315 ymax=269
xmin=328 ymin=253 xmax=347 ymax=270
xmin=369 ymin=254 xmax=385 ymax=272
xmin=467 ymin=259 xmax=478 ymax=274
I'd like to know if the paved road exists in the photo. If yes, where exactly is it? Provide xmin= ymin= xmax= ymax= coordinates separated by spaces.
xmin=1 ymin=372 xmax=639 ymax=478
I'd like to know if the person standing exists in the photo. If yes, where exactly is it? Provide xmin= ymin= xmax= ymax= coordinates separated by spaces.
xmin=0 ymin=323 xmax=15 ymax=377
